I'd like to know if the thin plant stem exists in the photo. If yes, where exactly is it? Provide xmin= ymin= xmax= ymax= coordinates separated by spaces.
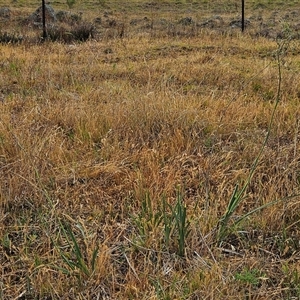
xmin=217 ymin=39 xmax=286 ymax=241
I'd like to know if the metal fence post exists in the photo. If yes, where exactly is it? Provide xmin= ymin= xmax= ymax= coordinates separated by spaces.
xmin=42 ymin=0 xmax=47 ymax=39
xmin=241 ymin=0 xmax=245 ymax=32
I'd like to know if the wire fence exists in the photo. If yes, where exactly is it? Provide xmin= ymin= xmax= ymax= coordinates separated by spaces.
xmin=0 ymin=1 xmax=299 ymax=43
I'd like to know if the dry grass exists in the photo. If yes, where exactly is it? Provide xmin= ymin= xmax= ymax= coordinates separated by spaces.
xmin=0 ymin=1 xmax=300 ymax=299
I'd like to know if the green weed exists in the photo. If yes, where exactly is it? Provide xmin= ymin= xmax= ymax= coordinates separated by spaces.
xmin=234 ymin=268 xmax=265 ymax=286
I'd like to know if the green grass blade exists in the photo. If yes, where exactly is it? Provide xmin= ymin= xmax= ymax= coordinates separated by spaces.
xmin=91 ymin=246 xmax=99 ymax=272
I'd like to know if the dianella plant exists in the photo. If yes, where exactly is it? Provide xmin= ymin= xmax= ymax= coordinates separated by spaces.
xmin=133 ymin=187 xmax=191 ymax=257
xmin=55 ymin=220 xmax=99 ymax=282
xmin=162 ymin=188 xmax=191 ymax=257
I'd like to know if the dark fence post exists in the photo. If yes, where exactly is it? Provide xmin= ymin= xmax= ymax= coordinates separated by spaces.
xmin=42 ymin=0 xmax=47 ymax=39
xmin=241 ymin=0 xmax=245 ymax=32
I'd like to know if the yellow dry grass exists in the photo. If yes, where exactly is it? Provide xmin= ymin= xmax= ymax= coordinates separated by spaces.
xmin=0 ymin=1 xmax=300 ymax=299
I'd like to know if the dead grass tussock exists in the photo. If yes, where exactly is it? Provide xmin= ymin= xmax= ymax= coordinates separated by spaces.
xmin=0 ymin=2 xmax=300 ymax=299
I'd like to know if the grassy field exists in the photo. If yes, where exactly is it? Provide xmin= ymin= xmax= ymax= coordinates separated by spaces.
xmin=0 ymin=0 xmax=300 ymax=299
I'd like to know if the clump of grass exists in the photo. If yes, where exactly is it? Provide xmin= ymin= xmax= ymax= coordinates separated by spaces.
xmin=46 ymin=22 xmax=95 ymax=42
xmin=71 ymin=22 xmax=96 ymax=41
xmin=0 ymin=31 xmax=23 ymax=44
